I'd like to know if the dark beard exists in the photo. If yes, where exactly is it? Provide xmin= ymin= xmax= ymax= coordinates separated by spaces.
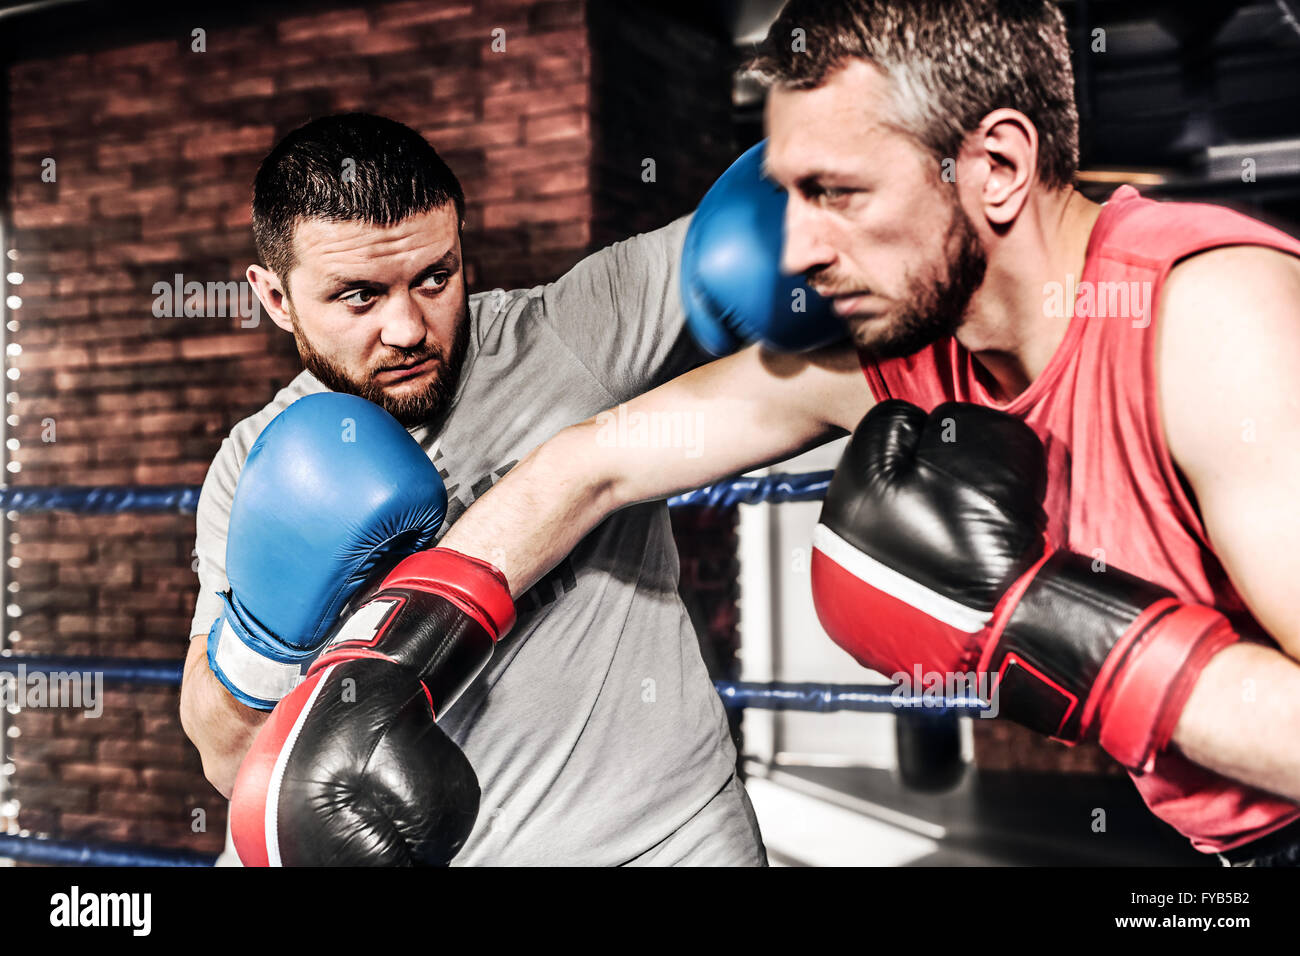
xmin=290 ymin=297 xmax=471 ymax=428
xmin=852 ymin=202 xmax=988 ymax=361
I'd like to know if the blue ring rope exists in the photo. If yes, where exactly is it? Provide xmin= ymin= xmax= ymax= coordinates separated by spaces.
xmin=0 ymin=657 xmax=987 ymax=714
xmin=0 ymin=833 xmax=215 ymax=867
xmin=0 ymin=472 xmax=833 ymax=515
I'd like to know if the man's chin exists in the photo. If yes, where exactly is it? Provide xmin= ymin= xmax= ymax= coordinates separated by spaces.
xmin=373 ymin=365 xmax=438 ymax=397
xmin=847 ymin=313 xmax=910 ymax=356
xmin=849 ymin=313 xmax=954 ymax=361
xmin=845 ymin=311 xmax=884 ymax=338
xmin=301 ymin=360 xmax=446 ymax=426
xmin=370 ymin=380 xmax=448 ymax=427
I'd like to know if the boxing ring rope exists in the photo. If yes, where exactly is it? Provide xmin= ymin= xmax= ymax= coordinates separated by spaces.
xmin=716 ymin=681 xmax=986 ymax=715
xmin=0 ymin=472 xmax=835 ymax=516
xmin=0 ymin=655 xmax=184 ymax=686
xmin=0 ymin=656 xmax=986 ymax=715
xmin=0 ymin=834 xmax=214 ymax=867
xmin=0 ymin=485 xmax=203 ymax=515
xmin=0 ymin=470 xmax=969 ymax=865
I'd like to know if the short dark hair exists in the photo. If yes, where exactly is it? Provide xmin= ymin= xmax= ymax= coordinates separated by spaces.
xmin=252 ymin=113 xmax=466 ymax=285
xmin=747 ymin=0 xmax=1079 ymax=190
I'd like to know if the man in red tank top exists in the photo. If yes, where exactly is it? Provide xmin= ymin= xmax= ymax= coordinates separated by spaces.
xmin=427 ymin=1 xmax=1300 ymax=863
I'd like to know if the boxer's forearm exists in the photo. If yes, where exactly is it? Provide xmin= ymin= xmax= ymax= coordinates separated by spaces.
xmin=438 ymin=406 xmax=797 ymax=597
xmin=179 ymin=633 xmax=268 ymax=798
xmin=1172 ymin=641 xmax=1300 ymax=802
xmin=437 ymin=420 xmax=622 ymax=597
xmin=439 ymin=408 xmax=830 ymax=598
xmin=439 ymin=344 xmax=869 ymax=596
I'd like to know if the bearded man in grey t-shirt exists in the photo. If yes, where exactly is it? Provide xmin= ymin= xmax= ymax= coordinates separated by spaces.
xmin=178 ymin=113 xmax=765 ymax=866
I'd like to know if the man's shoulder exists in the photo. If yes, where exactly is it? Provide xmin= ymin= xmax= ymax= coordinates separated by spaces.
xmin=469 ymin=286 xmax=533 ymax=312
xmin=544 ymin=216 xmax=690 ymax=294
xmin=468 ymin=285 xmax=539 ymax=343
xmin=1098 ymin=188 xmax=1300 ymax=265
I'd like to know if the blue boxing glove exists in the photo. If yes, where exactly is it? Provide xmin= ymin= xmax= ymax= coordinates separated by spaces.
xmin=207 ymin=393 xmax=446 ymax=710
xmin=680 ymin=140 xmax=843 ymax=356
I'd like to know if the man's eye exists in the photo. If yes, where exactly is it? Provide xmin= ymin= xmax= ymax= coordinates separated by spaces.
xmin=421 ymin=272 xmax=450 ymax=290
xmin=341 ymin=289 xmax=377 ymax=307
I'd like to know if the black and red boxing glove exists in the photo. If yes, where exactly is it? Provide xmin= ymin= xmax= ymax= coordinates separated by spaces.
xmin=811 ymin=400 xmax=1240 ymax=773
xmin=230 ymin=548 xmax=514 ymax=866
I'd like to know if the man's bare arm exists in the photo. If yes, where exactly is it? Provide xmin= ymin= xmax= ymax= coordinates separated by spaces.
xmin=1160 ymin=245 xmax=1300 ymax=800
xmin=1176 ymin=642 xmax=1300 ymax=800
xmin=440 ymin=342 xmax=873 ymax=596
xmin=179 ymin=633 xmax=268 ymax=798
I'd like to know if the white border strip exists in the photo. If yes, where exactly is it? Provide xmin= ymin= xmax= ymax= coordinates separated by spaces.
xmin=264 ymin=664 xmax=334 ymax=867
xmin=757 ymin=764 xmax=949 ymax=841
xmin=737 ymin=477 xmax=777 ymax=763
xmin=213 ymin=621 xmax=304 ymax=704
xmin=745 ymin=775 xmax=942 ymax=866
xmin=812 ymin=524 xmax=991 ymax=634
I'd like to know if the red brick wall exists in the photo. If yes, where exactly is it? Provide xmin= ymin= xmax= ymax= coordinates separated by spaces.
xmin=3 ymin=0 xmax=734 ymax=857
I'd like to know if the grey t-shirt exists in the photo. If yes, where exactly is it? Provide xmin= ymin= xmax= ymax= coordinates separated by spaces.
xmin=191 ymin=218 xmax=760 ymax=865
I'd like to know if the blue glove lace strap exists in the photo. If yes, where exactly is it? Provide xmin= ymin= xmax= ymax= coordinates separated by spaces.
xmin=206 ymin=591 xmax=322 ymax=710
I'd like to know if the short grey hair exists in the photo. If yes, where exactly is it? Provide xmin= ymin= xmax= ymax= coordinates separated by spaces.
xmin=747 ymin=0 xmax=1079 ymax=190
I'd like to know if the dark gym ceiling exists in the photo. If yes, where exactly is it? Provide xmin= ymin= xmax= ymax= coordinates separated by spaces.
xmin=2 ymin=0 xmax=1299 ymax=201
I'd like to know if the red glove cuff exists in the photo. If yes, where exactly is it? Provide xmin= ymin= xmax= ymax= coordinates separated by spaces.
xmin=380 ymin=547 xmax=516 ymax=641
xmin=1098 ymin=605 xmax=1239 ymax=773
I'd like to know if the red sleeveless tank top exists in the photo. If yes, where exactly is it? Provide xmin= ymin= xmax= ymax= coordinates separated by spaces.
xmin=860 ymin=185 xmax=1300 ymax=852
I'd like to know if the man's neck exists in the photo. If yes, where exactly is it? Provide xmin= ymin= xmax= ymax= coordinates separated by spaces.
xmin=957 ymin=189 xmax=1103 ymax=402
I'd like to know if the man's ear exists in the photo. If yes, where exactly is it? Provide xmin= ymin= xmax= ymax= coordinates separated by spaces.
xmin=966 ymin=107 xmax=1037 ymax=228
xmin=247 ymin=264 xmax=295 ymax=334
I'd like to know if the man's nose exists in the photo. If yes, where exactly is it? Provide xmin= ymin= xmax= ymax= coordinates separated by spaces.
xmin=378 ymin=294 xmax=428 ymax=350
xmin=781 ymin=196 xmax=834 ymax=279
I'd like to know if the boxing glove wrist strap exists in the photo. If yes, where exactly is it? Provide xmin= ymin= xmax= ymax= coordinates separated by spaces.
xmin=207 ymin=592 xmax=321 ymax=711
xmin=309 ymin=548 xmax=515 ymax=717
xmin=981 ymin=551 xmax=1239 ymax=772
xmin=1096 ymin=607 xmax=1238 ymax=773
